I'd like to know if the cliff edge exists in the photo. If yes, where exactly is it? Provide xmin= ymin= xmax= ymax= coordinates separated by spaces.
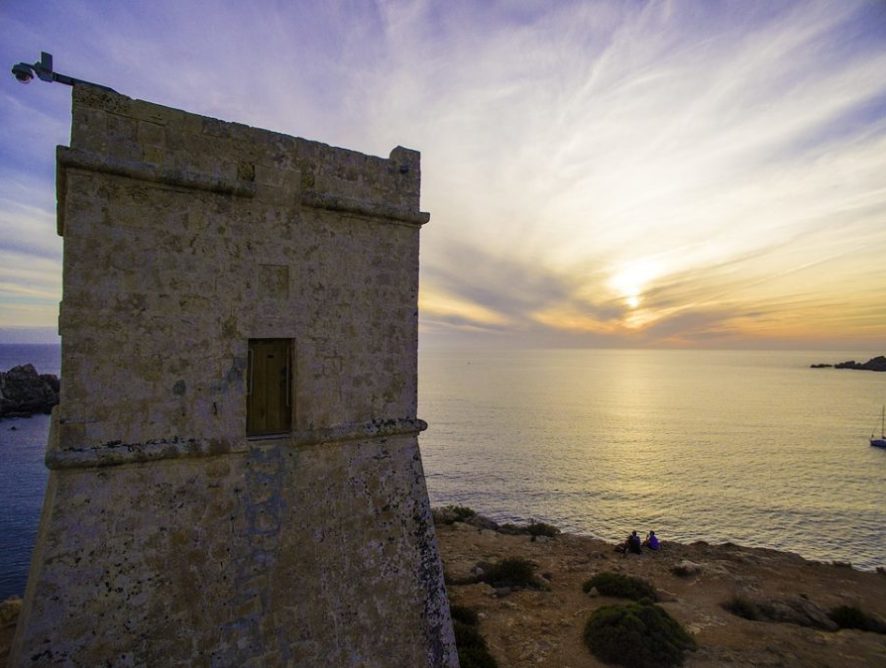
xmin=436 ymin=515 xmax=886 ymax=667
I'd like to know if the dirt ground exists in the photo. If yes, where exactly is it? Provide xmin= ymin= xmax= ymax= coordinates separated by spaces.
xmin=3 ymin=524 xmax=884 ymax=667
xmin=437 ymin=521 xmax=886 ymax=667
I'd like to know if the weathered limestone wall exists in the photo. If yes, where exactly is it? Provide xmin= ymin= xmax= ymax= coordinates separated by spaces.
xmin=11 ymin=85 xmax=456 ymax=666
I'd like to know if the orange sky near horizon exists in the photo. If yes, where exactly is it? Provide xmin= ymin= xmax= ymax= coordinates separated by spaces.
xmin=2 ymin=1 xmax=885 ymax=350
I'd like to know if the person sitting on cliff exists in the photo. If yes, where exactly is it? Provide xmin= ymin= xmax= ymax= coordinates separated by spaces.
xmin=643 ymin=530 xmax=660 ymax=551
xmin=616 ymin=530 xmax=643 ymax=556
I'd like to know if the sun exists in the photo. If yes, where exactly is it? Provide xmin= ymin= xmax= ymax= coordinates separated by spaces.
xmin=609 ymin=259 xmax=659 ymax=310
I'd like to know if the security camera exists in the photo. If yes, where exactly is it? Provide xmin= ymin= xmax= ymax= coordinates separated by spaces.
xmin=9 ymin=51 xmax=116 ymax=92
xmin=11 ymin=63 xmax=34 ymax=84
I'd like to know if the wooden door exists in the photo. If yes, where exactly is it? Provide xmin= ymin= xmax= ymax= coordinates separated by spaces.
xmin=247 ymin=339 xmax=291 ymax=436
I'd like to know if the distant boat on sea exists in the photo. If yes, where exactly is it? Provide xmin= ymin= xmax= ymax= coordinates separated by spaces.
xmin=872 ymin=406 xmax=886 ymax=449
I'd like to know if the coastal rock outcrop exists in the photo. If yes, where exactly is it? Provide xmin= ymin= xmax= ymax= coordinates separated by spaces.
xmin=811 ymin=355 xmax=886 ymax=372
xmin=0 ymin=364 xmax=59 ymax=418
xmin=835 ymin=355 xmax=886 ymax=371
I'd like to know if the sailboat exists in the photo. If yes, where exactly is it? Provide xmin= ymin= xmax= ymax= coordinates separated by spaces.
xmin=872 ymin=406 xmax=886 ymax=448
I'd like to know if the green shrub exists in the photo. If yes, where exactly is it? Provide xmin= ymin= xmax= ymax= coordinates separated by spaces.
xmin=453 ymin=620 xmax=498 ymax=668
xmin=481 ymin=557 xmax=540 ymax=589
xmin=584 ymin=602 xmax=696 ymax=667
xmin=446 ymin=505 xmax=477 ymax=522
xmin=721 ymin=596 xmax=762 ymax=621
xmin=434 ymin=505 xmax=480 ymax=527
xmin=526 ymin=520 xmax=560 ymax=537
xmin=497 ymin=519 xmax=560 ymax=537
xmin=828 ymin=605 xmax=886 ymax=634
xmin=582 ymin=572 xmax=658 ymax=602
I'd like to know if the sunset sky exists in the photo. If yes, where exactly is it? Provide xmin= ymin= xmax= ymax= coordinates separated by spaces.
xmin=1 ymin=0 xmax=885 ymax=349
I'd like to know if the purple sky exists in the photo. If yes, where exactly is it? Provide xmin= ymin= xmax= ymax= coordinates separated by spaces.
xmin=2 ymin=0 xmax=885 ymax=349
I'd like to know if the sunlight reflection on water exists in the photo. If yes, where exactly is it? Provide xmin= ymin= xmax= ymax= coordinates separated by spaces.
xmin=419 ymin=348 xmax=886 ymax=570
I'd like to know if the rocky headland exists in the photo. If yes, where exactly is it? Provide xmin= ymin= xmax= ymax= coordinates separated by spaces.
xmin=3 ymin=510 xmax=885 ymax=667
xmin=810 ymin=355 xmax=886 ymax=372
xmin=435 ymin=509 xmax=886 ymax=667
xmin=0 ymin=364 xmax=59 ymax=418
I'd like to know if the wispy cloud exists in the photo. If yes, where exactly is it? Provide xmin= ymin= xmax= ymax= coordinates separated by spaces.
xmin=0 ymin=0 xmax=884 ymax=347
xmin=361 ymin=0 xmax=886 ymax=347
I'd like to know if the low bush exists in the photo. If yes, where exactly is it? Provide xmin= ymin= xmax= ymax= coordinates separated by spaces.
xmin=526 ymin=520 xmax=560 ymax=537
xmin=582 ymin=572 xmax=658 ymax=602
xmin=481 ymin=557 xmax=540 ymax=589
xmin=828 ymin=605 xmax=886 ymax=634
xmin=583 ymin=602 xmax=696 ymax=667
xmin=498 ymin=519 xmax=560 ymax=537
xmin=447 ymin=505 xmax=477 ymax=521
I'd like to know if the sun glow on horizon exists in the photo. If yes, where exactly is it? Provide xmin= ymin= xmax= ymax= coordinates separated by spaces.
xmin=1 ymin=1 xmax=885 ymax=348
xmin=608 ymin=259 xmax=661 ymax=311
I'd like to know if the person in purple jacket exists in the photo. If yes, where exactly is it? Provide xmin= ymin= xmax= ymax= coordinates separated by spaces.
xmin=643 ymin=530 xmax=660 ymax=551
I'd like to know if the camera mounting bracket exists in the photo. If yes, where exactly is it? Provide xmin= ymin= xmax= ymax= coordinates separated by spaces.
xmin=10 ymin=51 xmax=116 ymax=92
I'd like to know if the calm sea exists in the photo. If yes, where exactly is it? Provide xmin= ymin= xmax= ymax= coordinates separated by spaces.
xmin=418 ymin=348 xmax=886 ymax=572
xmin=1 ymin=345 xmax=884 ymax=599
xmin=0 ymin=344 xmax=58 ymax=600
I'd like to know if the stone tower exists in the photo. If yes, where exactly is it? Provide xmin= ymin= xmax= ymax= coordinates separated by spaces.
xmin=11 ymin=85 xmax=457 ymax=666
